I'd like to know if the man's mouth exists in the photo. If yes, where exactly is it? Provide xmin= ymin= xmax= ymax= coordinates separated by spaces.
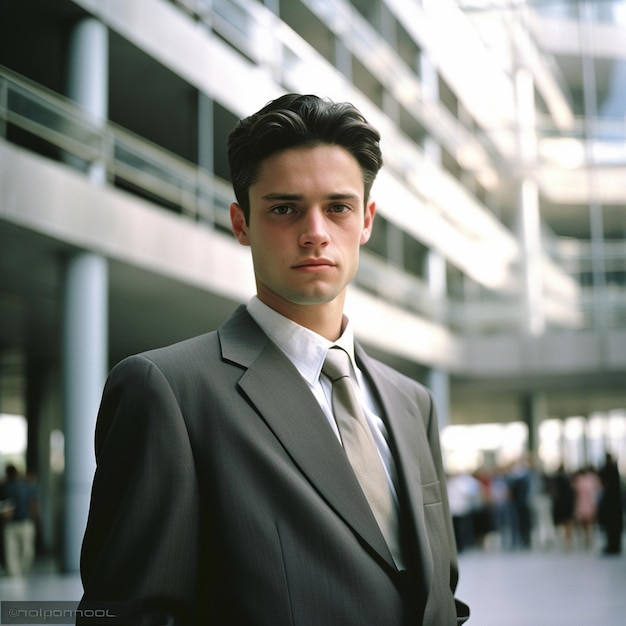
xmin=293 ymin=258 xmax=335 ymax=270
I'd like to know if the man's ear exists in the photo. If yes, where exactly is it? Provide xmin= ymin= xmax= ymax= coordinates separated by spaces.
xmin=230 ymin=202 xmax=250 ymax=246
xmin=360 ymin=200 xmax=376 ymax=245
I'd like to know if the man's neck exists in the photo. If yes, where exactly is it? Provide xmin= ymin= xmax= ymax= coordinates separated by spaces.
xmin=255 ymin=295 xmax=346 ymax=341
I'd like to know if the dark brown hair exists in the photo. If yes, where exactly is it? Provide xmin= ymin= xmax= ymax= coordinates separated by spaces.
xmin=227 ymin=94 xmax=382 ymax=221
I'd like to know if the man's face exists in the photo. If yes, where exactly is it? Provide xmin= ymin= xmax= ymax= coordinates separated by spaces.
xmin=230 ymin=144 xmax=375 ymax=319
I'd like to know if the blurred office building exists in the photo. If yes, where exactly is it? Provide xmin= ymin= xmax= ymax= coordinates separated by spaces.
xmin=1 ymin=0 xmax=625 ymax=570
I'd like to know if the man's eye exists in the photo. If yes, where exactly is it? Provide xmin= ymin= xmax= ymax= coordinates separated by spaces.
xmin=271 ymin=205 xmax=294 ymax=215
xmin=329 ymin=204 xmax=351 ymax=213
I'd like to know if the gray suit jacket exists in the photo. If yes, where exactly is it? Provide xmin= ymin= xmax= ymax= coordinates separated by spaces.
xmin=79 ymin=306 xmax=469 ymax=625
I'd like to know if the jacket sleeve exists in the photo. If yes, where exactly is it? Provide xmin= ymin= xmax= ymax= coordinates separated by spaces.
xmin=78 ymin=355 xmax=203 ymax=625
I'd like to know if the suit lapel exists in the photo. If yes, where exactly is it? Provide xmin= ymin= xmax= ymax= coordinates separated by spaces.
xmin=355 ymin=344 xmax=435 ymax=588
xmin=219 ymin=307 xmax=395 ymax=568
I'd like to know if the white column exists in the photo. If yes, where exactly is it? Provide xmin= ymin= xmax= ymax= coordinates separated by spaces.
xmin=518 ymin=177 xmax=544 ymax=335
xmin=422 ymin=184 xmax=451 ymax=427
xmin=426 ymin=248 xmax=446 ymax=323
xmin=67 ymin=18 xmax=108 ymax=185
xmin=515 ymin=67 xmax=545 ymax=336
xmin=62 ymin=254 xmax=108 ymax=572
xmin=62 ymin=18 xmax=109 ymax=572
xmin=420 ymin=53 xmax=451 ymax=429
xmin=67 ymin=19 xmax=108 ymax=123
xmin=427 ymin=369 xmax=450 ymax=430
xmin=425 ymin=234 xmax=450 ymax=429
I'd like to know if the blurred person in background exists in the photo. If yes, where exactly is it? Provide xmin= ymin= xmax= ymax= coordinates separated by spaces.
xmin=447 ymin=471 xmax=482 ymax=552
xmin=598 ymin=453 xmax=623 ymax=555
xmin=532 ymin=469 xmax=557 ymax=550
xmin=508 ymin=456 xmax=536 ymax=550
xmin=471 ymin=468 xmax=493 ymax=549
xmin=488 ymin=466 xmax=514 ymax=550
xmin=0 ymin=464 xmax=39 ymax=576
xmin=572 ymin=466 xmax=601 ymax=550
xmin=549 ymin=464 xmax=575 ymax=551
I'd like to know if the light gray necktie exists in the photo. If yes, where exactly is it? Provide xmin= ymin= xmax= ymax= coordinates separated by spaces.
xmin=323 ymin=346 xmax=401 ymax=564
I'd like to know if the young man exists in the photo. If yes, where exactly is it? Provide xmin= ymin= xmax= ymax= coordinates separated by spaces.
xmin=79 ymin=94 xmax=469 ymax=625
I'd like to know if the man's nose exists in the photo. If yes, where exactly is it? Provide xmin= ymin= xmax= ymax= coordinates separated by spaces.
xmin=299 ymin=209 xmax=329 ymax=247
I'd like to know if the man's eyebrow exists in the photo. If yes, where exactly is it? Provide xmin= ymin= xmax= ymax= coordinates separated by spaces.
xmin=261 ymin=192 xmax=304 ymax=201
xmin=326 ymin=192 xmax=360 ymax=201
xmin=261 ymin=192 xmax=360 ymax=201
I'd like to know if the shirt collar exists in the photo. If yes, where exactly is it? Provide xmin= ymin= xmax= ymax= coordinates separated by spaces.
xmin=246 ymin=296 xmax=357 ymax=385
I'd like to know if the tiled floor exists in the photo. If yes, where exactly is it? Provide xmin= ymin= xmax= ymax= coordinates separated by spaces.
xmin=1 ymin=546 xmax=624 ymax=625
xmin=0 ymin=568 xmax=82 ymax=602
xmin=457 ymin=547 xmax=626 ymax=626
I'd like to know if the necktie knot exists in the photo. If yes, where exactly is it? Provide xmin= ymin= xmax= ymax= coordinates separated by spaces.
xmin=322 ymin=347 xmax=351 ymax=382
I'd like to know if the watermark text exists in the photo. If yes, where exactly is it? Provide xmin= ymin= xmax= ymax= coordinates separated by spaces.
xmin=1 ymin=602 xmax=121 ymax=624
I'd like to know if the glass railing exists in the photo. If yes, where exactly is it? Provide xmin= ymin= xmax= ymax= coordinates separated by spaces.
xmin=0 ymin=65 xmax=233 ymax=231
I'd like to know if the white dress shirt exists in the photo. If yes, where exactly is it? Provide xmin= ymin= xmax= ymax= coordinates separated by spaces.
xmin=246 ymin=297 xmax=401 ymax=506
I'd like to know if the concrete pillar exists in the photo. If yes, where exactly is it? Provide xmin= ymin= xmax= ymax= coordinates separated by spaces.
xmin=25 ymin=360 xmax=60 ymax=555
xmin=62 ymin=254 xmax=108 ymax=572
xmin=25 ymin=357 xmax=47 ymax=475
xmin=423 ymin=232 xmax=451 ymax=428
xmin=521 ymin=392 xmax=547 ymax=458
xmin=425 ymin=243 xmax=451 ymax=429
xmin=426 ymin=248 xmax=446 ymax=323
xmin=198 ymin=93 xmax=214 ymax=173
xmin=67 ymin=19 xmax=108 ymax=123
xmin=515 ymin=67 xmax=545 ymax=336
xmin=67 ymin=17 xmax=108 ymax=185
xmin=62 ymin=18 xmax=109 ymax=572
xmin=427 ymin=368 xmax=450 ymax=430
xmin=517 ymin=177 xmax=544 ymax=336
xmin=579 ymin=2 xmax=608 ymax=330
xmin=420 ymin=52 xmax=450 ymax=429
xmin=197 ymin=92 xmax=215 ymax=223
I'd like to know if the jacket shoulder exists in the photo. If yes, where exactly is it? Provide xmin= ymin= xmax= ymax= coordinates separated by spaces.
xmin=109 ymin=331 xmax=219 ymax=378
xmin=142 ymin=331 xmax=219 ymax=366
xmin=106 ymin=305 xmax=259 ymax=387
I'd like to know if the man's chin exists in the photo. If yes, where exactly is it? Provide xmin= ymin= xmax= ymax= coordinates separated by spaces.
xmin=289 ymin=290 xmax=343 ymax=306
xmin=256 ymin=280 xmax=347 ymax=310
